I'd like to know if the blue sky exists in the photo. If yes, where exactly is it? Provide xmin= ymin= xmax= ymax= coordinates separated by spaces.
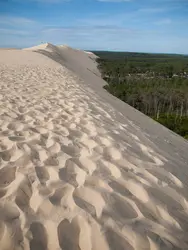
xmin=0 ymin=0 xmax=188 ymax=53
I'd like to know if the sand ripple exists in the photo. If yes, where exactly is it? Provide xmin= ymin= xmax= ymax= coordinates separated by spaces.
xmin=0 ymin=47 xmax=187 ymax=249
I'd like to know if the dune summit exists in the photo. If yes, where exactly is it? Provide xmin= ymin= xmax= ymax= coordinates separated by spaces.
xmin=0 ymin=43 xmax=188 ymax=250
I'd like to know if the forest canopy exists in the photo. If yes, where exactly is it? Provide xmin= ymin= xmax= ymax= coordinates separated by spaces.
xmin=93 ymin=51 xmax=188 ymax=139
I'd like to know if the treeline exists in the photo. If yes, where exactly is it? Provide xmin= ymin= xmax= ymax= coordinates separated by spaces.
xmin=94 ymin=51 xmax=188 ymax=78
xmin=94 ymin=51 xmax=188 ymax=139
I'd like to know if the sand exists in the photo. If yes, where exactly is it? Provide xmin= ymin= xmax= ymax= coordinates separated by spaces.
xmin=0 ymin=43 xmax=188 ymax=250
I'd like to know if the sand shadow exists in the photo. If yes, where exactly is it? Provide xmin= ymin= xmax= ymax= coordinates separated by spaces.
xmin=29 ymin=222 xmax=48 ymax=250
xmin=0 ymin=166 xmax=16 ymax=188
xmin=57 ymin=219 xmax=80 ymax=250
xmin=73 ymin=196 xmax=96 ymax=217
xmin=15 ymin=178 xmax=32 ymax=212
xmin=35 ymin=167 xmax=50 ymax=185
xmin=105 ymin=228 xmax=134 ymax=250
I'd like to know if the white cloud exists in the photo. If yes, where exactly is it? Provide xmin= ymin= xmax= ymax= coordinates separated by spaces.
xmin=137 ymin=8 xmax=165 ymax=13
xmin=0 ymin=28 xmax=30 ymax=35
xmin=97 ymin=0 xmax=130 ymax=2
xmin=0 ymin=16 xmax=36 ymax=26
xmin=13 ymin=0 xmax=69 ymax=2
xmin=154 ymin=18 xmax=172 ymax=25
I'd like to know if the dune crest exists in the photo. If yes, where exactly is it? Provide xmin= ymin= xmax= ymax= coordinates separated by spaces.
xmin=0 ymin=44 xmax=188 ymax=249
xmin=23 ymin=42 xmax=54 ymax=51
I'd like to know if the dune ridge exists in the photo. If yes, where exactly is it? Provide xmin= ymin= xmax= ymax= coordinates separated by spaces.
xmin=0 ymin=44 xmax=188 ymax=249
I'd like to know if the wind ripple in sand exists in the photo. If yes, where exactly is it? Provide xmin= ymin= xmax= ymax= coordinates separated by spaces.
xmin=0 ymin=47 xmax=187 ymax=250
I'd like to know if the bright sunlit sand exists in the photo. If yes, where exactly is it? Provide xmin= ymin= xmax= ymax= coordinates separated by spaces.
xmin=0 ymin=43 xmax=188 ymax=250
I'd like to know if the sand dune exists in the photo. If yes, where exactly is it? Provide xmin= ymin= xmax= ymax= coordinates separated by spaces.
xmin=0 ymin=44 xmax=188 ymax=249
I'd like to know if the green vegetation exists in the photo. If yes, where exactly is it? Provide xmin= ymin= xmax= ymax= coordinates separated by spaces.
xmin=93 ymin=51 xmax=188 ymax=139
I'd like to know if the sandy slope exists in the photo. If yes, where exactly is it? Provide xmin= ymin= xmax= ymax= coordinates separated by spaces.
xmin=0 ymin=44 xmax=188 ymax=250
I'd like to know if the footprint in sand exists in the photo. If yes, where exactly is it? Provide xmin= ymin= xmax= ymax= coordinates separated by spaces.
xmin=0 ymin=165 xmax=17 ymax=188
xmin=49 ymin=184 xmax=75 ymax=210
xmin=58 ymin=216 xmax=92 ymax=250
xmin=35 ymin=167 xmax=50 ymax=185
xmin=15 ymin=177 xmax=33 ymax=212
xmin=58 ymin=219 xmax=80 ymax=250
xmin=107 ymin=193 xmax=139 ymax=220
xmin=0 ymin=202 xmax=23 ymax=250
xmin=0 ymin=189 xmax=7 ymax=198
xmin=105 ymin=228 xmax=134 ymax=250
xmin=61 ymin=144 xmax=81 ymax=157
xmin=29 ymin=222 xmax=48 ymax=250
xmin=59 ymin=159 xmax=86 ymax=187
xmin=104 ymin=147 xmax=122 ymax=161
xmin=0 ymin=202 xmax=20 ymax=221
xmin=73 ymin=187 xmax=105 ymax=218
xmin=7 ymin=122 xmax=24 ymax=132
